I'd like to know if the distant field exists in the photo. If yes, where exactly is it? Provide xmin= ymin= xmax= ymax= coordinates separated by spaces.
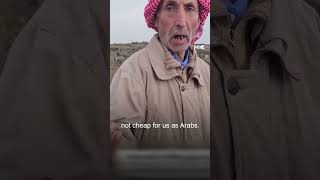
xmin=109 ymin=42 xmax=210 ymax=80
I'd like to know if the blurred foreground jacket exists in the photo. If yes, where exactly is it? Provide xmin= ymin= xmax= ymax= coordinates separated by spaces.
xmin=212 ymin=0 xmax=320 ymax=179
xmin=305 ymin=0 xmax=320 ymax=14
xmin=0 ymin=0 xmax=109 ymax=179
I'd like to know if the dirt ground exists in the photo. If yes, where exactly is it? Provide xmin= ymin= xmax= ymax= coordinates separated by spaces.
xmin=109 ymin=42 xmax=209 ymax=80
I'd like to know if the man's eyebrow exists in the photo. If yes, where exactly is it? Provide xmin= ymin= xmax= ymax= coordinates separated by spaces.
xmin=164 ymin=0 xmax=178 ymax=6
xmin=184 ymin=2 xmax=196 ymax=6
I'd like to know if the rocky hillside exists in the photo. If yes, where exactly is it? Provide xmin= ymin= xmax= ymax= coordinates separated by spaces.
xmin=110 ymin=42 xmax=209 ymax=79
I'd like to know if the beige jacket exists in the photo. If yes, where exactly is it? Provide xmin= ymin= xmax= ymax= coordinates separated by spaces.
xmin=110 ymin=35 xmax=210 ymax=148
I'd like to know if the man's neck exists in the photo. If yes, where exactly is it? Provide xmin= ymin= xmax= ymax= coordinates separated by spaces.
xmin=169 ymin=49 xmax=189 ymax=62
xmin=177 ymin=52 xmax=185 ymax=61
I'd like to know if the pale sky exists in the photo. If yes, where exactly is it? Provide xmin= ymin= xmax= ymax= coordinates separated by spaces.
xmin=110 ymin=0 xmax=210 ymax=44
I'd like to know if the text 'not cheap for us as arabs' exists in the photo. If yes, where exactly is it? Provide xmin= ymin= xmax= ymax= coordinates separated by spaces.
xmin=120 ymin=122 xmax=199 ymax=129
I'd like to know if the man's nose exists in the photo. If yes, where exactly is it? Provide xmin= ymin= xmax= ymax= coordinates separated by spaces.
xmin=175 ymin=9 xmax=187 ymax=28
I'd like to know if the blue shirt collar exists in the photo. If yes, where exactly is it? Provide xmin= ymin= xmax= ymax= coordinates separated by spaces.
xmin=169 ymin=49 xmax=190 ymax=70
xmin=225 ymin=0 xmax=249 ymax=18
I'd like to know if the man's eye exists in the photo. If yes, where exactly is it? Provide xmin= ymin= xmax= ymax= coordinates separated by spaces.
xmin=166 ymin=5 xmax=175 ymax=11
xmin=186 ymin=6 xmax=195 ymax=12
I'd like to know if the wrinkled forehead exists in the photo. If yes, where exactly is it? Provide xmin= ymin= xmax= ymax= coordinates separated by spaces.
xmin=155 ymin=0 xmax=200 ymax=19
xmin=158 ymin=0 xmax=200 ymax=9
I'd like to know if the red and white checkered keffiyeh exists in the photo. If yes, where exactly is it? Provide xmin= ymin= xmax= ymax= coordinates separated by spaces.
xmin=144 ymin=0 xmax=210 ymax=44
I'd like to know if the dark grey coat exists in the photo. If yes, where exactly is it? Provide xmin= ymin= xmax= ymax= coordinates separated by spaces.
xmin=212 ymin=0 xmax=320 ymax=179
xmin=306 ymin=0 xmax=320 ymax=14
xmin=0 ymin=0 xmax=109 ymax=179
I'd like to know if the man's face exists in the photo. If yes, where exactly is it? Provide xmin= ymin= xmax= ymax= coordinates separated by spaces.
xmin=155 ymin=0 xmax=200 ymax=57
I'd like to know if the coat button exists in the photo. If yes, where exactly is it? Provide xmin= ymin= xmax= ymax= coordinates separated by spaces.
xmin=227 ymin=77 xmax=240 ymax=95
xmin=181 ymin=86 xmax=186 ymax=92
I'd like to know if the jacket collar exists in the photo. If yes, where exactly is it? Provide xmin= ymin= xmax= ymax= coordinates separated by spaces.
xmin=256 ymin=0 xmax=302 ymax=80
xmin=146 ymin=35 xmax=206 ymax=86
xmin=213 ymin=0 xmax=270 ymax=45
xmin=213 ymin=0 xmax=302 ymax=79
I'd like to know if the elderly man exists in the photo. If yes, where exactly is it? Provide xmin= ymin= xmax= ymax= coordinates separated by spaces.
xmin=110 ymin=0 xmax=210 ymax=148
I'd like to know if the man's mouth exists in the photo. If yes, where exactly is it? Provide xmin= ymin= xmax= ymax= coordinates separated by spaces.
xmin=173 ymin=34 xmax=188 ymax=40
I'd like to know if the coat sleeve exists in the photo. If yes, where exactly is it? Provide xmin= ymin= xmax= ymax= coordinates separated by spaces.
xmin=0 ymin=0 xmax=110 ymax=178
xmin=110 ymin=68 xmax=147 ymax=147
